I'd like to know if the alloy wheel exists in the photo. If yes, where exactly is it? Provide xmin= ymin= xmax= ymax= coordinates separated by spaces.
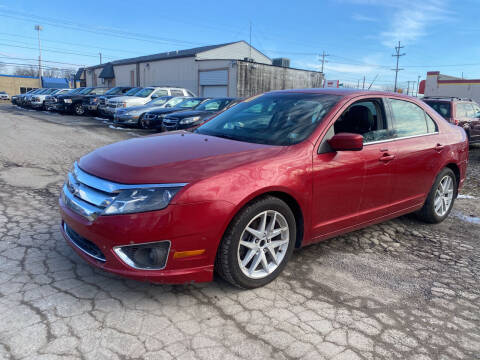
xmin=434 ymin=175 xmax=454 ymax=217
xmin=237 ymin=210 xmax=289 ymax=279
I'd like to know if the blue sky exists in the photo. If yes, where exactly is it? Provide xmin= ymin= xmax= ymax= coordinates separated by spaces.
xmin=0 ymin=0 xmax=479 ymax=90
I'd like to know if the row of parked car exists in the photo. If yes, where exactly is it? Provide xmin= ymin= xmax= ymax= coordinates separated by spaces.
xmin=11 ymin=86 xmax=241 ymax=131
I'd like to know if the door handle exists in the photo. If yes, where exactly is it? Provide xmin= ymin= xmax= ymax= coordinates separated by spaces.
xmin=435 ymin=143 xmax=445 ymax=152
xmin=379 ymin=154 xmax=395 ymax=162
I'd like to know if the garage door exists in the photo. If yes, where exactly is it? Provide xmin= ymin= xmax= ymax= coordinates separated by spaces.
xmin=202 ymin=85 xmax=228 ymax=97
xmin=199 ymin=70 xmax=228 ymax=86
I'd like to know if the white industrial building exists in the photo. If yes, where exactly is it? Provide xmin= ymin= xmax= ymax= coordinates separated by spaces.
xmin=421 ymin=71 xmax=480 ymax=103
xmin=83 ymin=41 xmax=323 ymax=97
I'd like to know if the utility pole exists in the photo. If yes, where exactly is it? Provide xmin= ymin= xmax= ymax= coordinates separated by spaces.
xmin=99 ymin=52 xmax=102 ymax=64
xmin=391 ymin=41 xmax=405 ymax=92
xmin=319 ymin=51 xmax=330 ymax=73
xmin=357 ymin=79 xmax=360 ymax=89
xmin=34 ymin=25 xmax=43 ymax=82
xmin=362 ymin=75 xmax=366 ymax=90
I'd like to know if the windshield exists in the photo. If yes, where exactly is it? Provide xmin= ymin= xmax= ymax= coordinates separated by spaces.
xmin=164 ymin=97 xmax=185 ymax=108
xmin=105 ymin=87 xmax=123 ymax=95
xmin=134 ymin=88 xmax=154 ymax=98
xmin=79 ymin=87 xmax=94 ymax=95
xmin=196 ymin=93 xmax=341 ymax=146
xmin=424 ymin=101 xmax=451 ymax=119
xmin=147 ymin=96 xmax=171 ymax=105
xmin=125 ymin=87 xmax=141 ymax=96
xmin=176 ymin=98 xmax=204 ymax=109
xmin=196 ymin=98 xmax=232 ymax=111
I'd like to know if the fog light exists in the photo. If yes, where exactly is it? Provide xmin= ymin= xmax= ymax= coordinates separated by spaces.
xmin=114 ymin=241 xmax=170 ymax=270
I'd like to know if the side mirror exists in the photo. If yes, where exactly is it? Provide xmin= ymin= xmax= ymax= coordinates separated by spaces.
xmin=328 ymin=133 xmax=364 ymax=151
xmin=151 ymin=94 xmax=159 ymax=99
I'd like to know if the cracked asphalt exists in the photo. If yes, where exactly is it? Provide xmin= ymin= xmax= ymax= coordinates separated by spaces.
xmin=0 ymin=103 xmax=479 ymax=360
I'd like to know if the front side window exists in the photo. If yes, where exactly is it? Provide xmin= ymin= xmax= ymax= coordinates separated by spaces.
xmin=389 ymin=99 xmax=433 ymax=137
xmin=332 ymin=99 xmax=394 ymax=144
xmin=196 ymin=93 xmax=341 ymax=146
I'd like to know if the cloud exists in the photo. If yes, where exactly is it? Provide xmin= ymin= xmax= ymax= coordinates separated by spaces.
xmin=352 ymin=13 xmax=377 ymax=22
xmin=341 ymin=0 xmax=451 ymax=47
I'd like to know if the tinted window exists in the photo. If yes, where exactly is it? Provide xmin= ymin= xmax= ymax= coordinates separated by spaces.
xmin=390 ymin=99 xmax=431 ymax=137
xmin=424 ymin=101 xmax=451 ymax=119
xmin=196 ymin=93 xmax=341 ymax=146
xmin=171 ymin=90 xmax=185 ymax=96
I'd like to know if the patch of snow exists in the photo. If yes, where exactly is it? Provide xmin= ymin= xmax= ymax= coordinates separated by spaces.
xmin=94 ymin=117 xmax=108 ymax=121
xmin=457 ymin=194 xmax=477 ymax=200
xmin=452 ymin=211 xmax=480 ymax=225
xmin=109 ymin=125 xmax=127 ymax=130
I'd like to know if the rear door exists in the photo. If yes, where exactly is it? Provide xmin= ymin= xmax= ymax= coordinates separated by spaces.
xmin=386 ymin=98 xmax=444 ymax=212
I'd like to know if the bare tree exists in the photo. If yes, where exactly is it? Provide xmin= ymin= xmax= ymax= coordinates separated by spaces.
xmin=13 ymin=66 xmax=39 ymax=77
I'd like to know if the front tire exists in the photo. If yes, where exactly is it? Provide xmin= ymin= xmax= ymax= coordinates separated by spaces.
xmin=74 ymin=103 xmax=84 ymax=116
xmin=137 ymin=114 xmax=146 ymax=129
xmin=417 ymin=167 xmax=457 ymax=223
xmin=216 ymin=196 xmax=296 ymax=289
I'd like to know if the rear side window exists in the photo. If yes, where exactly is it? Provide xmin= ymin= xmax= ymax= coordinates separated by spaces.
xmin=390 ymin=99 xmax=437 ymax=137
xmin=424 ymin=101 xmax=451 ymax=119
xmin=170 ymin=90 xmax=184 ymax=96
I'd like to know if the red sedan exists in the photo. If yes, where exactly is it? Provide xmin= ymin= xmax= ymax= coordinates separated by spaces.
xmin=59 ymin=89 xmax=468 ymax=288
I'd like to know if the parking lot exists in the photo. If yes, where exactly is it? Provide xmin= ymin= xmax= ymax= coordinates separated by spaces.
xmin=0 ymin=102 xmax=479 ymax=359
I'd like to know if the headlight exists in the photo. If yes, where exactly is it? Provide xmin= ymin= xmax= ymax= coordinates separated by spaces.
xmin=64 ymin=99 xmax=72 ymax=103
xmin=103 ymin=187 xmax=181 ymax=215
xmin=179 ymin=116 xmax=201 ymax=125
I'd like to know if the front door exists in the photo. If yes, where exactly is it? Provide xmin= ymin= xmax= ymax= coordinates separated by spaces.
xmin=311 ymin=97 xmax=395 ymax=240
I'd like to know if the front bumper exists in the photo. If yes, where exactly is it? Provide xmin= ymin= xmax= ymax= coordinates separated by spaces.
xmin=82 ymin=104 xmax=98 ymax=111
xmin=59 ymin=193 xmax=234 ymax=284
xmin=113 ymin=114 xmax=140 ymax=125
xmin=30 ymin=101 xmax=44 ymax=108
xmin=53 ymin=103 xmax=72 ymax=112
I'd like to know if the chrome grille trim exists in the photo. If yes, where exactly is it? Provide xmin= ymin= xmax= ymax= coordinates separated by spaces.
xmin=73 ymin=162 xmax=188 ymax=193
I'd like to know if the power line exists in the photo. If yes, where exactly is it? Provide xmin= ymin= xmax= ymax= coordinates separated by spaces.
xmin=392 ymin=41 xmax=406 ymax=92
xmin=0 ymin=55 xmax=84 ymax=67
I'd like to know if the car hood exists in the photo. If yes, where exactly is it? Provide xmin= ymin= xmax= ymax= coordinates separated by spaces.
xmin=79 ymin=132 xmax=282 ymax=184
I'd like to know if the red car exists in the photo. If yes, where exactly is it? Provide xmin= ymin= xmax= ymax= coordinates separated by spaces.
xmin=59 ymin=89 xmax=469 ymax=288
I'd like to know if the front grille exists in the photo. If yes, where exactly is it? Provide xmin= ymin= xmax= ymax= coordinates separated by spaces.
xmin=99 ymin=98 xmax=106 ymax=105
xmin=163 ymin=117 xmax=179 ymax=125
xmin=64 ymin=222 xmax=106 ymax=262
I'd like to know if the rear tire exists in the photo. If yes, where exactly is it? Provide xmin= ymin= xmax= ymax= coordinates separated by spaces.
xmin=215 ymin=196 xmax=296 ymax=289
xmin=417 ymin=168 xmax=457 ymax=224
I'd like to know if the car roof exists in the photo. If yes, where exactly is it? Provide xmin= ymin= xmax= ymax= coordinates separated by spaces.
xmin=268 ymin=88 xmax=420 ymax=101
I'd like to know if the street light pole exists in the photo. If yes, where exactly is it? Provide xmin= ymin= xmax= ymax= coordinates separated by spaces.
xmin=34 ymin=25 xmax=43 ymax=84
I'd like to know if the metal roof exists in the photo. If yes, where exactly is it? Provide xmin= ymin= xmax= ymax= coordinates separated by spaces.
xmin=85 ymin=41 xmax=255 ymax=70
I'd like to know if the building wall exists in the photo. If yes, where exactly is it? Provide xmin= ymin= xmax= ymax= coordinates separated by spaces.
xmin=197 ymin=42 xmax=272 ymax=65
xmin=0 ymin=75 xmax=41 ymax=96
xmin=235 ymin=61 xmax=324 ymax=98
xmin=138 ymin=57 xmax=197 ymax=91
xmin=425 ymin=71 xmax=480 ymax=103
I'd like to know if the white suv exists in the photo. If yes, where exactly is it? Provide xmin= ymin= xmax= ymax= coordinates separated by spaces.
xmin=106 ymin=87 xmax=194 ymax=111
xmin=0 ymin=91 xmax=9 ymax=100
xmin=31 ymin=88 xmax=71 ymax=109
